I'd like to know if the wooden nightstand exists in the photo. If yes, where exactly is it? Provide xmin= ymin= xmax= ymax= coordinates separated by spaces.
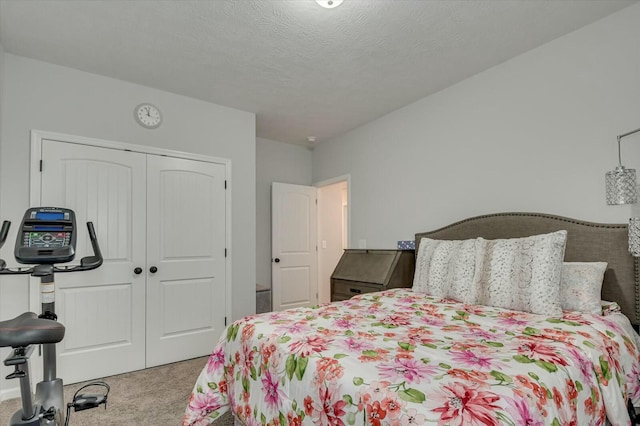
xmin=330 ymin=249 xmax=415 ymax=302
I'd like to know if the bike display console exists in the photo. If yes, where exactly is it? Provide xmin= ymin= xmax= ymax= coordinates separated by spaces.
xmin=15 ymin=207 xmax=77 ymax=264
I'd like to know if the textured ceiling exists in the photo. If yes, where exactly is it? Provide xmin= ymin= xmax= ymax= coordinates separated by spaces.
xmin=0 ymin=0 xmax=636 ymax=146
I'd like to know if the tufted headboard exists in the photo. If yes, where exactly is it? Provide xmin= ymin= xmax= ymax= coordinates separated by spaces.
xmin=415 ymin=212 xmax=639 ymax=327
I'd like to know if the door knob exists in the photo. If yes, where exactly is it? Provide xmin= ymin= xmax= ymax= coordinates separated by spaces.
xmin=274 ymin=258 xmax=280 ymax=263
xmin=134 ymin=267 xmax=143 ymax=275
xmin=150 ymin=266 xmax=158 ymax=273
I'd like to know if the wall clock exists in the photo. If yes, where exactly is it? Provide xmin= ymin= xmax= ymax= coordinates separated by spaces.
xmin=134 ymin=103 xmax=162 ymax=129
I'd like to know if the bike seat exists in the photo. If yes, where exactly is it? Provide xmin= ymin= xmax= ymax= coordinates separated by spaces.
xmin=0 ymin=312 xmax=65 ymax=348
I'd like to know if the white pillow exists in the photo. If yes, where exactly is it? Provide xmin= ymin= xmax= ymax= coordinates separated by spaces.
xmin=412 ymin=237 xmax=483 ymax=304
xmin=477 ymin=230 xmax=567 ymax=317
xmin=560 ymin=262 xmax=607 ymax=314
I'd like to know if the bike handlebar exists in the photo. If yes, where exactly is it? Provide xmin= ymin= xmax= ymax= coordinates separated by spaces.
xmin=0 ymin=221 xmax=10 ymax=250
xmin=0 ymin=222 xmax=103 ymax=275
xmin=76 ymin=222 xmax=103 ymax=271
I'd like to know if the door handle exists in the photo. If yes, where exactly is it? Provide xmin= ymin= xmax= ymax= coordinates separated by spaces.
xmin=149 ymin=266 xmax=158 ymax=273
xmin=134 ymin=267 xmax=143 ymax=275
xmin=273 ymin=258 xmax=280 ymax=263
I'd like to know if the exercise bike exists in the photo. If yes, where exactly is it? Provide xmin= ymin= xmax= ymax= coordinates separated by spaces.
xmin=0 ymin=207 xmax=109 ymax=425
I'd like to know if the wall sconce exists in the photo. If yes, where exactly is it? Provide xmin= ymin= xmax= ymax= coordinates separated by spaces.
xmin=605 ymin=127 xmax=640 ymax=205
xmin=605 ymin=127 xmax=640 ymax=255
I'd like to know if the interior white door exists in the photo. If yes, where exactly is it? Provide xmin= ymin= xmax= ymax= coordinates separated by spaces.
xmin=145 ymin=155 xmax=227 ymax=367
xmin=40 ymin=140 xmax=147 ymax=383
xmin=271 ymin=182 xmax=318 ymax=311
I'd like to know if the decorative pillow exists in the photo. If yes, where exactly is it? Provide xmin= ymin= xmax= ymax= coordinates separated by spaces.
xmin=476 ymin=230 xmax=567 ymax=317
xmin=560 ymin=262 xmax=607 ymax=314
xmin=412 ymin=237 xmax=483 ymax=304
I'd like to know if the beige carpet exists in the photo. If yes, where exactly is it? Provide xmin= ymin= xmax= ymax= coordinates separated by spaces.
xmin=0 ymin=356 xmax=235 ymax=425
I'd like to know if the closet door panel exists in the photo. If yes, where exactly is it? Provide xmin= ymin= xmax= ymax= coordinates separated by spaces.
xmin=40 ymin=140 xmax=147 ymax=383
xmin=145 ymin=155 xmax=226 ymax=367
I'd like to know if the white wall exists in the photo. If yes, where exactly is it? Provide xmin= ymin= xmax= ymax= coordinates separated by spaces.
xmin=313 ymin=4 xmax=640 ymax=248
xmin=0 ymin=54 xmax=256 ymax=400
xmin=256 ymin=137 xmax=312 ymax=289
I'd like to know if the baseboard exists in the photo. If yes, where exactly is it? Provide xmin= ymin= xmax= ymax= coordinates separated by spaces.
xmin=0 ymin=385 xmax=20 ymax=403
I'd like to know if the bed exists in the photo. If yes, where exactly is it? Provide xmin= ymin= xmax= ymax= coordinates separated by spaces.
xmin=183 ymin=212 xmax=640 ymax=425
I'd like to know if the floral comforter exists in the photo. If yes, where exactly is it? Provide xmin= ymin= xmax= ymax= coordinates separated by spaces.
xmin=184 ymin=289 xmax=640 ymax=426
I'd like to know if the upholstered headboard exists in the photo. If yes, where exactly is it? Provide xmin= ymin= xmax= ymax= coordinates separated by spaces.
xmin=415 ymin=212 xmax=639 ymax=326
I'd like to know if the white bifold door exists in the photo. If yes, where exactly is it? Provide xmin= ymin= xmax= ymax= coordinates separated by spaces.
xmin=145 ymin=155 xmax=226 ymax=367
xmin=38 ymin=139 xmax=226 ymax=383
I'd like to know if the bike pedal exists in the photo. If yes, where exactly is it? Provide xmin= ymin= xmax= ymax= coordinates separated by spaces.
xmin=72 ymin=394 xmax=108 ymax=412
xmin=42 ymin=406 xmax=56 ymax=421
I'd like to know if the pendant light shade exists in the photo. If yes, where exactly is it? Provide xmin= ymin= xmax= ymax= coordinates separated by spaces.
xmin=605 ymin=127 xmax=640 ymax=205
xmin=629 ymin=218 xmax=640 ymax=256
xmin=606 ymin=166 xmax=637 ymax=205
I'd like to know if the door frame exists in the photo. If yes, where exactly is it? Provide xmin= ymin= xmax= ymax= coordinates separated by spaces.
xmin=28 ymin=129 xmax=232 ymax=331
xmin=314 ymin=174 xmax=351 ymax=304
xmin=314 ymin=174 xmax=351 ymax=249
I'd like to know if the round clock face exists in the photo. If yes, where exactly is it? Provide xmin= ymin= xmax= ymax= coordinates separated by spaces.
xmin=134 ymin=103 xmax=162 ymax=129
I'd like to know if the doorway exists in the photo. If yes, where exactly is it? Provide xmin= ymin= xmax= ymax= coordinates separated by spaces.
xmin=269 ymin=176 xmax=349 ymax=309
xmin=316 ymin=176 xmax=349 ymax=304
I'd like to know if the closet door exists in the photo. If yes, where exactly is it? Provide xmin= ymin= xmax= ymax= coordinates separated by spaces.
xmin=40 ymin=140 xmax=147 ymax=383
xmin=145 ymin=155 xmax=226 ymax=367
